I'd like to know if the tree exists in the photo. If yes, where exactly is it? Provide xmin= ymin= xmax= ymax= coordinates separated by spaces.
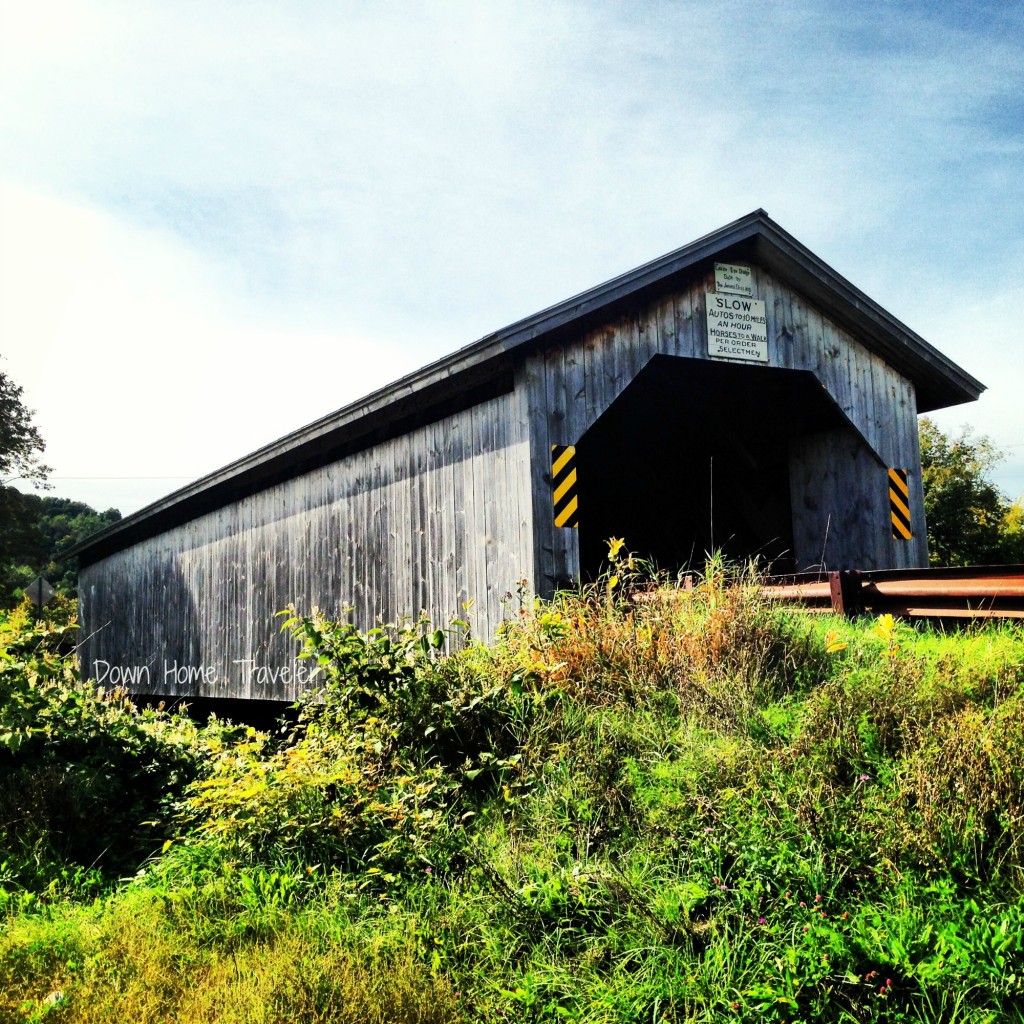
xmin=0 ymin=487 xmax=46 ymax=604
xmin=0 ymin=369 xmax=122 ymax=606
xmin=0 ymin=368 xmax=51 ymax=485
xmin=1 ymin=491 xmax=122 ymax=607
xmin=1 ymin=368 xmax=50 ymax=604
xmin=919 ymin=417 xmax=1024 ymax=566
xmin=34 ymin=496 xmax=122 ymax=595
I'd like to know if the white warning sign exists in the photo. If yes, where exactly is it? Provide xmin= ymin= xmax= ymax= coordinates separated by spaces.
xmin=705 ymin=292 xmax=768 ymax=363
xmin=714 ymin=263 xmax=753 ymax=296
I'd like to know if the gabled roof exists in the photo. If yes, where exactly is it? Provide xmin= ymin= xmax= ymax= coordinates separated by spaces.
xmin=69 ymin=209 xmax=983 ymax=564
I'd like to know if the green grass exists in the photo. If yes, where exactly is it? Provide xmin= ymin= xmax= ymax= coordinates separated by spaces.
xmin=2 ymin=564 xmax=1023 ymax=1022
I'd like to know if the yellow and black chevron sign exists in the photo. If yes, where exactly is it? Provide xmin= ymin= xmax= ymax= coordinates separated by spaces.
xmin=551 ymin=445 xmax=579 ymax=528
xmin=889 ymin=468 xmax=912 ymax=540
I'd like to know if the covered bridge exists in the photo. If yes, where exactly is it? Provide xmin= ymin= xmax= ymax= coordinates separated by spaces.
xmin=71 ymin=211 xmax=983 ymax=701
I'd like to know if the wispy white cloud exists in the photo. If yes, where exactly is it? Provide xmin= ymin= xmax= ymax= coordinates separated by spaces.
xmin=0 ymin=185 xmax=415 ymax=510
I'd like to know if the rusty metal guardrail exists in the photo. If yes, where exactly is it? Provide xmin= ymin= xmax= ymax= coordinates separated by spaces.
xmin=760 ymin=565 xmax=1024 ymax=620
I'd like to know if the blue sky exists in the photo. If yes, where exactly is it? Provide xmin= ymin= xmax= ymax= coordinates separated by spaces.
xmin=1 ymin=0 xmax=1022 ymax=515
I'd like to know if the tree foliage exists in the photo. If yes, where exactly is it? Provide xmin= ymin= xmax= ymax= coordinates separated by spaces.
xmin=0 ymin=367 xmax=121 ymax=605
xmin=0 ymin=495 xmax=122 ymax=607
xmin=919 ymin=417 xmax=1024 ymax=566
xmin=0 ymin=368 xmax=50 ymax=485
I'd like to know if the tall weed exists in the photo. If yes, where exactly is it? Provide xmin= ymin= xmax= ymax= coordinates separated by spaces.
xmin=499 ymin=552 xmax=825 ymax=732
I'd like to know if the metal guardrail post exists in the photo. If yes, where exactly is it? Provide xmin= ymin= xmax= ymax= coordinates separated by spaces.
xmin=827 ymin=570 xmax=862 ymax=618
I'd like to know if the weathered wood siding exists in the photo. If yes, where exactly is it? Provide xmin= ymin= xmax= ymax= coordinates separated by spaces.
xmin=525 ymin=263 xmax=928 ymax=588
xmin=79 ymin=254 xmax=935 ymax=703
xmin=79 ymin=388 xmax=533 ymax=700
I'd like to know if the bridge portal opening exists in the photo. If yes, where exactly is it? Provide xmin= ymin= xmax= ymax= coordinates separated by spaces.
xmin=575 ymin=355 xmax=853 ymax=579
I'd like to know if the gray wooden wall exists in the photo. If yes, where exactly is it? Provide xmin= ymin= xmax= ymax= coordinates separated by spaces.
xmin=79 ymin=257 xmax=929 ymax=702
xmin=79 ymin=388 xmax=533 ymax=700
xmin=525 ymin=262 xmax=928 ymax=591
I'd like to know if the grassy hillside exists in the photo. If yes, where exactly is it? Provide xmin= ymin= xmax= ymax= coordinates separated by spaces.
xmin=2 ymin=559 xmax=1023 ymax=1023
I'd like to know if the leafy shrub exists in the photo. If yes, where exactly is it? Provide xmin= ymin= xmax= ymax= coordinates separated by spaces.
xmin=0 ymin=604 xmax=234 ymax=890
xmin=181 ymin=612 xmax=526 ymax=876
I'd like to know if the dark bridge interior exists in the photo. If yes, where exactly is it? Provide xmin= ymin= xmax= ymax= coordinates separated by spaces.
xmin=576 ymin=355 xmax=852 ymax=578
